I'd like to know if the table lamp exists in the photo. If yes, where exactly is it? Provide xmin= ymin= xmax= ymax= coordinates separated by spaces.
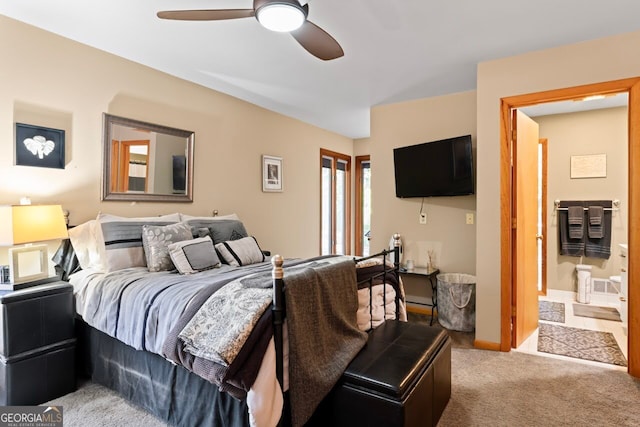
xmin=0 ymin=204 xmax=68 ymax=288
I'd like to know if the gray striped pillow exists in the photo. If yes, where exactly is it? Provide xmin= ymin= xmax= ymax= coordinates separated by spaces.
xmin=96 ymin=213 xmax=180 ymax=272
xmin=215 ymin=236 xmax=265 ymax=266
xmin=168 ymin=236 xmax=221 ymax=274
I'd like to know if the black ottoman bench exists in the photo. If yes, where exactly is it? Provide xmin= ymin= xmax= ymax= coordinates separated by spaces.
xmin=311 ymin=320 xmax=451 ymax=427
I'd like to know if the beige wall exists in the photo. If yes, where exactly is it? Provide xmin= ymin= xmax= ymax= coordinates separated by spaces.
xmin=0 ymin=15 xmax=352 ymax=266
xmin=358 ymin=91 xmax=477 ymax=303
xmin=476 ymin=30 xmax=640 ymax=344
xmin=536 ymin=107 xmax=628 ymax=292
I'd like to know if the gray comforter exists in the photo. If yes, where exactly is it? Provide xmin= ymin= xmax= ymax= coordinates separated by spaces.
xmin=82 ymin=262 xmax=280 ymax=397
xmin=81 ymin=255 xmax=366 ymax=415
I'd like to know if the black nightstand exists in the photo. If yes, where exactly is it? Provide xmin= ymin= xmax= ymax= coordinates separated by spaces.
xmin=0 ymin=281 xmax=76 ymax=405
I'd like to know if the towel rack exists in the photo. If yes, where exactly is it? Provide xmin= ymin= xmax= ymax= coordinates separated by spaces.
xmin=554 ymin=199 xmax=620 ymax=211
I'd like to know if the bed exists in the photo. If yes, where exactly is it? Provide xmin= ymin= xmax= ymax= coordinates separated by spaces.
xmin=55 ymin=213 xmax=405 ymax=427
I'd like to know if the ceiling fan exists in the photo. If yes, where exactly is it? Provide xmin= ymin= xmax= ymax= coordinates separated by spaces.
xmin=157 ymin=0 xmax=344 ymax=61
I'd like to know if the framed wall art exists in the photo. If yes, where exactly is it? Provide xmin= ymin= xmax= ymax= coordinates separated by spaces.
xmin=15 ymin=123 xmax=65 ymax=169
xmin=262 ymin=155 xmax=283 ymax=192
xmin=570 ymin=153 xmax=606 ymax=179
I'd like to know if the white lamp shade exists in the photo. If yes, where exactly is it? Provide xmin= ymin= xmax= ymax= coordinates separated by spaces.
xmin=0 ymin=205 xmax=68 ymax=245
xmin=257 ymin=3 xmax=305 ymax=32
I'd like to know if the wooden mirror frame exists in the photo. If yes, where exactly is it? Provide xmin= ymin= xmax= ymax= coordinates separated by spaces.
xmin=101 ymin=113 xmax=194 ymax=202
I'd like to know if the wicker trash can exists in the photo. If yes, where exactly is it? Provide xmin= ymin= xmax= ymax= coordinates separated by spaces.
xmin=436 ymin=273 xmax=476 ymax=332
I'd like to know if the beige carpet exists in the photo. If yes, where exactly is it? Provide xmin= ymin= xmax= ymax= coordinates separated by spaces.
xmin=46 ymin=317 xmax=640 ymax=426
xmin=439 ymin=348 xmax=640 ymax=426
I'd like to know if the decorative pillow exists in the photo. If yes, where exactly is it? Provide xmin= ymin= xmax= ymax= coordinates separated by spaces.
xmin=215 ymin=236 xmax=265 ymax=267
xmin=184 ymin=218 xmax=248 ymax=244
xmin=168 ymin=236 xmax=221 ymax=274
xmin=68 ymin=219 xmax=102 ymax=270
xmin=95 ymin=213 xmax=181 ymax=272
xmin=142 ymin=222 xmax=193 ymax=272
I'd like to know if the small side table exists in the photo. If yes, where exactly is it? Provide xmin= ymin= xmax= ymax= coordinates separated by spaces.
xmin=400 ymin=267 xmax=440 ymax=325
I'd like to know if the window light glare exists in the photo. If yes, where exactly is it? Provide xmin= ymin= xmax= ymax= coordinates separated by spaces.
xmin=581 ymin=95 xmax=606 ymax=102
xmin=257 ymin=4 xmax=305 ymax=32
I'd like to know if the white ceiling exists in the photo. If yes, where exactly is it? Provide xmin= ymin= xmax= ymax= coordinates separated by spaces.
xmin=2 ymin=1 xmax=640 ymax=138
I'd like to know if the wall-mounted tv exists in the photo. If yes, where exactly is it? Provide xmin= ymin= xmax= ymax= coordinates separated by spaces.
xmin=393 ymin=135 xmax=474 ymax=198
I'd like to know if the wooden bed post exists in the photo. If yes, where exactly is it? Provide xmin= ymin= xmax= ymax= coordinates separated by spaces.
xmin=271 ymin=254 xmax=285 ymax=426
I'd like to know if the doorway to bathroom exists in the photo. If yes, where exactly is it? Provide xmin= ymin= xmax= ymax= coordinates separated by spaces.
xmin=499 ymin=77 xmax=640 ymax=377
xmin=516 ymin=94 xmax=629 ymax=368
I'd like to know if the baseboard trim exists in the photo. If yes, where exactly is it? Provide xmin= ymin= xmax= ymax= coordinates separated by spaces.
xmin=474 ymin=339 xmax=502 ymax=351
xmin=406 ymin=305 xmax=434 ymax=316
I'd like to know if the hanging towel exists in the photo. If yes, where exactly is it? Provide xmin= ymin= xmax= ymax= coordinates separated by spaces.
xmin=567 ymin=205 xmax=584 ymax=239
xmin=558 ymin=201 xmax=585 ymax=257
xmin=585 ymin=200 xmax=613 ymax=259
xmin=587 ymin=205 xmax=604 ymax=238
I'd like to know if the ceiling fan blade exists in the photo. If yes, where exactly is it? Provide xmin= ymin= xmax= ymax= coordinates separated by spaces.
xmin=291 ymin=20 xmax=344 ymax=61
xmin=157 ymin=9 xmax=255 ymax=21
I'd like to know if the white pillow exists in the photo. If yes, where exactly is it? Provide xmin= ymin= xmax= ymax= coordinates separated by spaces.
xmin=168 ymin=236 xmax=221 ymax=274
xmin=68 ymin=220 xmax=101 ymax=270
xmin=95 ymin=213 xmax=181 ymax=272
xmin=215 ymin=236 xmax=265 ymax=267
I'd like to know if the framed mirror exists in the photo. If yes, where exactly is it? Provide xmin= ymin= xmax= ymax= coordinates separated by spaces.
xmin=102 ymin=113 xmax=194 ymax=202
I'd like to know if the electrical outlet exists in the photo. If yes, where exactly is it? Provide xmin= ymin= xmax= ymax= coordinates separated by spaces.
xmin=466 ymin=213 xmax=474 ymax=225
xmin=419 ymin=213 xmax=427 ymax=224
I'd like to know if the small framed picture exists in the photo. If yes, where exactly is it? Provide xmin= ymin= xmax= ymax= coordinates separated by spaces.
xmin=262 ymin=155 xmax=283 ymax=192
xmin=15 ymin=123 xmax=65 ymax=169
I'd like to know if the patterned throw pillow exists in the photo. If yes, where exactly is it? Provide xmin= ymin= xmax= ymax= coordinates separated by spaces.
xmin=215 ymin=236 xmax=265 ymax=267
xmin=168 ymin=236 xmax=222 ymax=274
xmin=142 ymin=222 xmax=193 ymax=272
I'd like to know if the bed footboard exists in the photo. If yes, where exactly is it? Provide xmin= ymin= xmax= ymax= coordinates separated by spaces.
xmin=271 ymin=246 xmax=400 ymax=426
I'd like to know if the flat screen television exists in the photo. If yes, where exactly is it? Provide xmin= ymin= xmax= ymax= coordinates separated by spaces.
xmin=393 ymin=135 xmax=474 ymax=198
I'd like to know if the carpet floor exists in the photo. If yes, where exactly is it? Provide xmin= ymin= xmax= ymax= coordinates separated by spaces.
xmin=539 ymin=300 xmax=565 ymax=323
xmin=47 ymin=348 xmax=640 ymax=427
xmin=537 ymin=323 xmax=627 ymax=367
xmin=45 ymin=314 xmax=639 ymax=426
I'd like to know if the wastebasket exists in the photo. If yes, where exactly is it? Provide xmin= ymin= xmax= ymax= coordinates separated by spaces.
xmin=436 ymin=273 xmax=476 ymax=332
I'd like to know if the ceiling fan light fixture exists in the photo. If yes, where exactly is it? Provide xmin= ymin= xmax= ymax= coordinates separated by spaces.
xmin=256 ymin=2 xmax=306 ymax=32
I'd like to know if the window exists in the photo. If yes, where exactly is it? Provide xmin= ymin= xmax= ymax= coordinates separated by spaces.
xmin=355 ymin=156 xmax=371 ymax=256
xmin=321 ymin=149 xmax=351 ymax=255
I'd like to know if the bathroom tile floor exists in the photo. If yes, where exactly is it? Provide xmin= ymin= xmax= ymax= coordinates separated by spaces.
xmin=514 ymin=290 xmax=628 ymax=371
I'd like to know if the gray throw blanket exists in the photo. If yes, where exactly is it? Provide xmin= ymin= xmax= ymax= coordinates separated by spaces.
xmin=285 ymin=259 xmax=368 ymax=427
xmin=162 ymin=257 xmax=341 ymax=399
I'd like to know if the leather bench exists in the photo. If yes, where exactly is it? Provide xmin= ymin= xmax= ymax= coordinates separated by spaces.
xmin=310 ymin=320 xmax=451 ymax=427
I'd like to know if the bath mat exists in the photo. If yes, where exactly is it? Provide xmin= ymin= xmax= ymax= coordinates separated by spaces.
xmin=539 ymin=300 xmax=565 ymax=323
xmin=573 ymin=303 xmax=621 ymax=322
xmin=537 ymin=323 xmax=627 ymax=367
